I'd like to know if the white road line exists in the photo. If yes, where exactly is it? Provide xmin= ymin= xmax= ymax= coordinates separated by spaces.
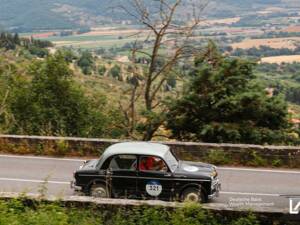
xmin=0 ymin=178 xmax=69 ymax=185
xmin=1 ymin=154 xmax=300 ymax=175
xmin=219 ymin=167 xmax=300 ymax=174
xmin=0 ymin=178 xmax=286 ymax=197
xmin=220 ymin=191 xmax=281 ymax=197
xmin=0 ymin=154 xmax=85 ymax=162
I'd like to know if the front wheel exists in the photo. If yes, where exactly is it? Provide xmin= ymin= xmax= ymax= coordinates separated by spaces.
xmin=90 ymin=184 xmax=109 ymax=198
xmin=181 ymin=187 xmax=206 ymax=203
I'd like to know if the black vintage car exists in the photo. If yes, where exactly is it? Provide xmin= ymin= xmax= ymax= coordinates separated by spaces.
xmin=71 ymin=142 xmax=220 ymax=203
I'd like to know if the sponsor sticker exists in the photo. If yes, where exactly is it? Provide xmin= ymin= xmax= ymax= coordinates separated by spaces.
xmin=146 ymin=180 xmax=162 ymax=196
xmin=183 ymin=165 xmax=199 ymax=172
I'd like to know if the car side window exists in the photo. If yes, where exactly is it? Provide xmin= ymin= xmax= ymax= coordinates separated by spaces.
xmin=109 ymin=155 xmax=137 ymax=171
xmin=139 ymin=156 xmax=168 ymax=172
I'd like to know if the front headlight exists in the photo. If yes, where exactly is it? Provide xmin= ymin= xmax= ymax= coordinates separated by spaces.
xmin=210 ymin=167 xmax=218 ymax=178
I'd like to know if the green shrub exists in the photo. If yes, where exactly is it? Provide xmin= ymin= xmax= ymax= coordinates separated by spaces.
xmin=171 ymin=203 xmax=218 ymax=225
xmin=0 ymin=199 xmax=264 ymax=225
xmin=271 ymin=158 xmax=283 ymax=167
xmin=56 ymin=140 xmax=69 ymax=156
xmin=98 ymin=65 xmax=107 ymax=76
xmin=230 ymin=213 xmax=259 ymax=225
xmin=110 ymin=65 xmax=121 ymax=80
xmin=248 ymin=151 xmax=267 ymax=167
xmin=207 ymin=150 xmax=231 ymax=165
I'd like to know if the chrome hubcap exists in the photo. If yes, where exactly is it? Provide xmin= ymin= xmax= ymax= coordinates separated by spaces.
xmin=185 ymin=193 xmax=200 ymax=202
xmin=92 ymin=187 xmax=107 ymax=198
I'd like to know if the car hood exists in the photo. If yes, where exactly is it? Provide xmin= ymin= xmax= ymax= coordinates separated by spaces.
xmin=173 ymin=160 xmax=215 ymax=179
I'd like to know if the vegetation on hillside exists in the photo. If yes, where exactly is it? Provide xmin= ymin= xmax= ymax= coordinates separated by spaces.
xmin=166 ymin=43 xmax=291 ymax=144
xmin=0 ymin=0 xmax=300 ymax=145
xmin=0 ymin=0 xmax=289 ymax=31
xmin=0 ymin=27 xmax=300 ymax=145
xmin=0 ymin=50 xmax=125 ymax=138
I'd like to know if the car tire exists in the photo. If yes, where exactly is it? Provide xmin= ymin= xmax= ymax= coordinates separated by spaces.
xmin=90 ymin=184 xmax=109 ymax=198
xmin=181 ymin=187 xmax=206 ymax=203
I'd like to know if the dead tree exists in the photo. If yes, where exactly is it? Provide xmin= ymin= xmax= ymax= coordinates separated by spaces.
xmin=118 ymin=0 xmax=208 ymax=140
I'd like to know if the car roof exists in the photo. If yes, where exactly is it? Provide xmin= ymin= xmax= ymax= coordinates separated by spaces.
xmin=103 ymin=142 xmax=170 ymax=159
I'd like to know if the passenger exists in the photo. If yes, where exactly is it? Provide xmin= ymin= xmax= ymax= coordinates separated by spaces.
xmin=139 ymin=157 xmax=147 ymax=170
xmin=145 ymin=157 xmax=154 ymax=170
xmin=139 ymin=156 xmax=155 ymax=171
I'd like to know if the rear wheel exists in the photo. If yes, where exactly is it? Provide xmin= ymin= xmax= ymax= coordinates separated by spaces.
xmin=181 ymin=187 xmax=206 ymax=203
xmin=90 ymin=184 xmax=109 ymax=198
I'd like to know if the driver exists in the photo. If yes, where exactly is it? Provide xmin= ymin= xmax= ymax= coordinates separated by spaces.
xmin=152 ymin=158 xmax=167 ymax=172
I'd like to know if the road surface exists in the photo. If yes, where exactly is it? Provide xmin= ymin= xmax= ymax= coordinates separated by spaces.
xmin=0 ymin=154 xmax=299 ymax=210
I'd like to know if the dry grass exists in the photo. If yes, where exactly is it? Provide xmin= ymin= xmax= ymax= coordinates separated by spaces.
xmin=260 ymin=55 xmax=300 ymax=64
xmin=231 ymin=37 xmax=300 ymax=50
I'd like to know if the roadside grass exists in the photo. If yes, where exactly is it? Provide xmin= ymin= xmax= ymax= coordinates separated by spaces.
xmin=0 ymin=198 xmax=263 ymax=225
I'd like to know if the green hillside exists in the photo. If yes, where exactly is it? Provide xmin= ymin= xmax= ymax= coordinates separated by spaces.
xmin=0 ymin=0 xmax=292 ymax=31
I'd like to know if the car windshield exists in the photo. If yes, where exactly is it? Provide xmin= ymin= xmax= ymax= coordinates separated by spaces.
xmin=164 ymin=150 xmax=178 ymax=172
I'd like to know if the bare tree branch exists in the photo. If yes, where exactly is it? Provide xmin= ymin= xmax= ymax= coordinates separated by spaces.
xmin=117 ymin=0 xmax=207 ymax=140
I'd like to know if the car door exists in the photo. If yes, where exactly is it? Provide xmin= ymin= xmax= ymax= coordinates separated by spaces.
xmin=137 ymin=155 xmax=174 ymax=201
xmin=108 ymin=154 xmax=138 ymax=198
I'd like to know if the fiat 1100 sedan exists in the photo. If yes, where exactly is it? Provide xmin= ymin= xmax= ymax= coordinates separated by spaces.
xmin=71 ymin=142 xmax=220 ymax=203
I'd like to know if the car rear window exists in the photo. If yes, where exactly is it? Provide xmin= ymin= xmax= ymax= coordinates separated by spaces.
xmin=109 ymin=155 xmax=137 ymax=170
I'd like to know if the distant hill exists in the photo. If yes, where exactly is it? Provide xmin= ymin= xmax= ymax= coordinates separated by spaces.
xmin=0 ymin=0 xmax=294 ymax=31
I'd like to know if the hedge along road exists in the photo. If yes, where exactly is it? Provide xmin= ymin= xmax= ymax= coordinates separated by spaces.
xmin=0 ymin=154 xmax=299 ymax=211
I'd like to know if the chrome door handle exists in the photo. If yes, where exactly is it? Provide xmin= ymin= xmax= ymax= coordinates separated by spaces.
xmin=106 ymin=170 xmax=113 ymax=175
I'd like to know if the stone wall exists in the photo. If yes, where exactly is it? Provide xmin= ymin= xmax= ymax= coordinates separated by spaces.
xmin=0 ymin=135 xmax=299 ymax=168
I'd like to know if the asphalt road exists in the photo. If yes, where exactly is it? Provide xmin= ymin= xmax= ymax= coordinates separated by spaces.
xmin=0 ymin=154 xmax=299 ymax=211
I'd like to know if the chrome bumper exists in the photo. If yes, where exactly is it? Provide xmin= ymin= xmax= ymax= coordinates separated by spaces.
xmin=70 ymin=180 xmax=82 ymax=191
xmin=208 ymin=179 xmax=221 ymax=200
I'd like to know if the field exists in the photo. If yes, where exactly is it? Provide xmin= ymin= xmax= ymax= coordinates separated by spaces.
xmin=283 ymin=25 xmax=300 ymax=33
xmin=83 ymin=27 xmax=148 ymax=36
xmin=199 ymin=17 xmax=241 ymax=26
xmin=231 ymin=37 xmax=300 ymax=49
xmin=38 ymin=34 xmax=145 ymax=49
xmin=260 ymin=55 xmax=300 ymax=64
xmin=26 ymin=27 xmax=152 ymax=49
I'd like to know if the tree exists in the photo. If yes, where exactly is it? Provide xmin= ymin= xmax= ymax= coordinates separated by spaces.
xmin=118 ymin=0 xmax=207 ymax=140
xmin=0 ymin=32 xmax=16 ymax=50
xmin=98 ymin=65 xmax=107 ymax=76
xmin=9 ymin=53 xmax=107 ymax=137
xmin=110 ymin=65 xmax=121 ymax=80
xmin=13 ymin=33 xmax=20 ymax=45
xmin=28 ymin=46 xmax=49 ymax=58
xmin=166 ymin=45 xmax=290 ymax=144
xmin=58 ymin=48 xmax=78 ymax=63
xmin=77 ymin=51 xmax=94 ymax=75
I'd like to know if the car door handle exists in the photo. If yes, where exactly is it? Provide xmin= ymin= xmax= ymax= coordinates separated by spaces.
xmin=164 ymin=173 xmax=172 ymax=177
xmin=106 ymin=170 xmax=113 ymax=175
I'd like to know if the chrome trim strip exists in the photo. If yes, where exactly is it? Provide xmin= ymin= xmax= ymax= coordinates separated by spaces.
xmin=77 ymin=174 xmax=211 ymax=182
